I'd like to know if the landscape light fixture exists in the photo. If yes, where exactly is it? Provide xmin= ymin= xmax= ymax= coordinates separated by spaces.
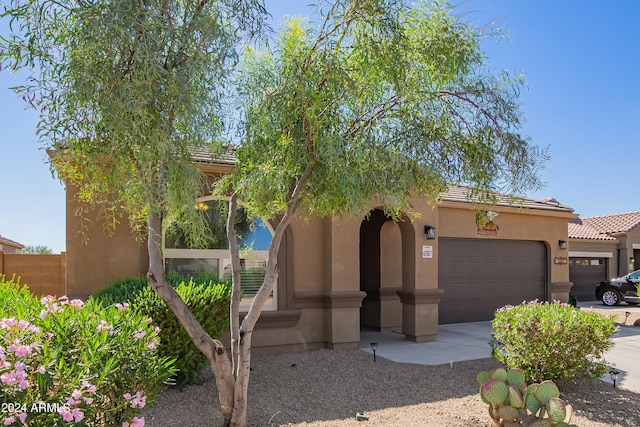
xmin=558 ymin=240 xmax=567 ymax=249
xmin=370 ymin=342 xmax=378 ymax=362
xmin=608 ymin=369 xmax=619 ymax=388
xmin=625 ymin=312 xmax=631 ymax=326
xmin=424 ymin=225 xmax=436 ymax=240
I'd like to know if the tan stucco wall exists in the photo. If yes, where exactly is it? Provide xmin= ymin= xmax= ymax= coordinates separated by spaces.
xmin=65 ymin=185 xmax=148 ymax=298
xmin=63 ymin=180 xmax=577 ymax=353
xmin=568 ymin=239 xmax=618 ymax=280
xmin=437 ymin=203 xmax=574 ymax=300
xmin=624 ymin=226 xmax=640 ymax=273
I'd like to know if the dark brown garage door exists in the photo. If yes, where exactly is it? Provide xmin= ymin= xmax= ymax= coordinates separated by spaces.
xmin=438 ymin=239 xmax=547 ymax=324
xmin=568 ymin=258 xmax=607 ymax=302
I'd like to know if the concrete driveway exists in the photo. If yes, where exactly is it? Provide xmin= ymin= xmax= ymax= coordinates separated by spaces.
xmin=359 ymin=302 xmax=640 ymax=393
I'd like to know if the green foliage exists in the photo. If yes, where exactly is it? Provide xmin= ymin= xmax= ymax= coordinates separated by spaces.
xmin=21 ymin=245 xmax=53 ymax=254
xmin=0 ymin=276 xmax=176 ymax=426
xmin=223 ymin=0 xmax=547 ymax=223
xmin=0 ymin=0 xmax=267 ymax=244
xmin=93 ymin=273 xmax=231 ymax=386
xmin=164 ymin=199 xmax=255 ymax=250
xmin=491 ymin=301 xmax=617 ymax=383
xmin=478 ymin=368 xmax=577 ymax=427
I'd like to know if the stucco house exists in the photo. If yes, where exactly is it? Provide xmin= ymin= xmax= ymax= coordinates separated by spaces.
xmin=568 ymin=212 xmax=640 ymax=302
xmin=0 ymin=234 xmax=24 ymax=254
xmin=63 ymin=155 xmax=577 ymax=354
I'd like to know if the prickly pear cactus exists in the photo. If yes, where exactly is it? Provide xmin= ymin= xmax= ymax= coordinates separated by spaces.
xmin=535 ymin=380 xmax=560 ymax=405
xmin=476 ymin=368 xmax=578 ymax=427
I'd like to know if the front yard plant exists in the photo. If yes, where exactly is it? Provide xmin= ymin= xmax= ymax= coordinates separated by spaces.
xmin=93 ymin=272 xmax=231 ymax=386
xmin=0 ymin=275 xmax=176 ymax=426
xmin=491 ymin=300 xmax=617 ymax=384
xmin=478 ymin=367 xmax=577 ymax=426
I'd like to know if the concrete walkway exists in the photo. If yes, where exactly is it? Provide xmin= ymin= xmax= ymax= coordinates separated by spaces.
xmin=358 ymin=303 xmax=640 ymax=393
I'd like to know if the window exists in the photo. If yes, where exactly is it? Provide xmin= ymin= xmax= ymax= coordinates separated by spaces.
xmin=164 ymin=200 xmax=275 ymax=310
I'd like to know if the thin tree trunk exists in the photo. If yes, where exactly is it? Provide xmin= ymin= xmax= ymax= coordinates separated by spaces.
xmin=225 ymin=151 xmax=316 ymax=426
xmin=227 ymin=193 xmax=242 ymax=376
xmin=146 ymin=189 xmax=236 ymax=425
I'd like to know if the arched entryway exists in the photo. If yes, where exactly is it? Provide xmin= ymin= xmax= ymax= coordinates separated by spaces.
xmin=359 ymin=208 xmax=415 ymax=332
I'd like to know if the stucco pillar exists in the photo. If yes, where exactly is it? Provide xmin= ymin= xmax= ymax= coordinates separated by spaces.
xmin=551 ymin=282 xmax=573 ymax=303
xmin=397 ymin=289 xmax=444 ymax=342
xmin=397 ymin=204 xmax=442 ymax=343
xmin=323 ymin=217 xmax=366 ymax=349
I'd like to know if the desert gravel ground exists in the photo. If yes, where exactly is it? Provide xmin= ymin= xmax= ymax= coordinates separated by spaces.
xmin=144 ymin=348 xmax=640 ymax=426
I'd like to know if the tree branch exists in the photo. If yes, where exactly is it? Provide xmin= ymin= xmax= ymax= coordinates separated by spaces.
xmin=438 ymin=90 xmax=498 ymax=127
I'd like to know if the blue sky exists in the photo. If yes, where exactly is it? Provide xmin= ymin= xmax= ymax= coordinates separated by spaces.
xmin=1 ymin=0 xmax=639 ymax=253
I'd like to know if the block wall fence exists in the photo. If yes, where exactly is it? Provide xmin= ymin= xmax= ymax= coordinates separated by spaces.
xmin=0 ymin=251 xmax=67 ymax=297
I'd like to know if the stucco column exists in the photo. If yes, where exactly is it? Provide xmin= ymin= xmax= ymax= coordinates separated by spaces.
xmin=397 ymin=288 xmax=444 ymax=342
xmin=551 ymin=282 xmax=573 ymax=303
xmin=397 ymin=203 xmax=442 ymax=343
xmin=323 ymin=217 xmax=366 ymax=350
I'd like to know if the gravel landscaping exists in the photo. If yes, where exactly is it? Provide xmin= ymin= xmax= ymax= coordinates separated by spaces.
xmin=143 ymin=303 xmax=640 ymax=426
xmin=144 ymin=347 xmax=640 ymax=426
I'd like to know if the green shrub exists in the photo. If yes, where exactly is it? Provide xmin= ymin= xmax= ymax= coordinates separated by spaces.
xmin=491 ymin=300 xmax=617 ymax=383
xmin=93 ymin=273 xmax=231 ymax=386
xmin=0 ymin=275 xmax=176 ymax=426
xmin=92 ymin=270 xmax=218 ymax=304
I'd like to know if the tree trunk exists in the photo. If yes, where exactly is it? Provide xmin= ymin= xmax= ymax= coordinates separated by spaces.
xmin=224 ymin=157 xmax=315 ymax=426
xmin=227 ymin=194 xmax=243 ymax=376
xmin=225 ymin=205 xmax=290 ymax=425
xmin=146 ymin=200 xmax=236 ymax=425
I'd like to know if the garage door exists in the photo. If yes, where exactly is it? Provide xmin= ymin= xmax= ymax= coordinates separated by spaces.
xmin=568 ymin=258 xmax=607 ymax=302
xmin=438 ymin=239 xmax=547 ymax=324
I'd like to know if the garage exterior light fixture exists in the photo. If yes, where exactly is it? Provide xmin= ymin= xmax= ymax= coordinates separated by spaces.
xmin=424 ymin=225 xmax=436 ymax=240
xmin=558 ymin=240 xmax=567 ymax=249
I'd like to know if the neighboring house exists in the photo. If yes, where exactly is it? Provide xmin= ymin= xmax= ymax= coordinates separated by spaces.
xmin=0 ymin=235 xmax=24 ymax=254
xmin=62 ymin=155 xmax=576 ymax=354
xmin=568 ymin=211 xmax=640 ymax=302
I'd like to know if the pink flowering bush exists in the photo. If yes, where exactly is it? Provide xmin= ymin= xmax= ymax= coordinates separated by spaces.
xmin=491 ymin=300 xmax=617 ymax=383
xmin=0 ymin=276 xmax=176 ymax=426
xmin=94 ymin=272 xmax=230 ymax=386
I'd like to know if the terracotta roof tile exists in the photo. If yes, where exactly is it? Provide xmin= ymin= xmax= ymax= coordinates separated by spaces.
xmin=581 ymin=211 xmax=640 ymax=235
xmin=567 ymin=219 xmax=617 ymax=241
xmin=191 ymin=150 xmax=575 ymax=215
xmin=190 ymin=144 xmax=236 ymax=165
xmin=440 ymin=184 xmax=574 ymax=213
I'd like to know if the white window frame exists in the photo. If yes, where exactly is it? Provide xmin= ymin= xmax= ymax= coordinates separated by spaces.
xmin=164 ymin=248 xmax=276 ymax=311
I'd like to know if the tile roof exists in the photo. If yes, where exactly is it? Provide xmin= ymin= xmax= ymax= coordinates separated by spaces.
xmin=567 ymin=219 xmax=617 ymax=241
xmin=0 ymin=235 xmax=24 ymax=248
xmin=191 ymin=148 xmax=576 ymax=214
xmin=580 ymin=211 xmax=640 ymax=235
xmin=190 ymin=144 xmax=236 ymax=165
xmin=441 ymin=184 xmax=574 ymax=213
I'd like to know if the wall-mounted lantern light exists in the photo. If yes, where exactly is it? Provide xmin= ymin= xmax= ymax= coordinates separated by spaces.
xmin=558 ymin=240 xmax=567 ymax=249
xmin=630 ymin=257 xmax=635 ymax=264
xmin=424 ymin=225 xmax=436 ymax=240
